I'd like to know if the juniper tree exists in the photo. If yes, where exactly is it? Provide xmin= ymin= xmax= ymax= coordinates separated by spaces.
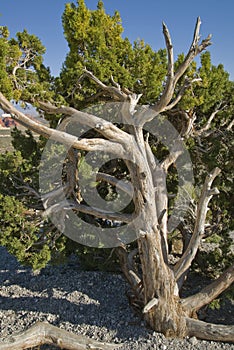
xmin=0 ymin=1 xmax=233 ymax=347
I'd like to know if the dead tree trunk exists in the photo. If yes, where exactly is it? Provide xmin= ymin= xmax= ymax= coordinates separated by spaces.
xmin=0 ymin=17 xmax=233 ymax=348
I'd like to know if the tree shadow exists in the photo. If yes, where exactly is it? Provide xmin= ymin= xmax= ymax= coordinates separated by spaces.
xmin=0 ymin=247 xmax=148 ymax=342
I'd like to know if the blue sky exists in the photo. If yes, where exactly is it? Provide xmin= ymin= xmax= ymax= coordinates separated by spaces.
xmin=1 ymin=0 xmax=234 ymax=79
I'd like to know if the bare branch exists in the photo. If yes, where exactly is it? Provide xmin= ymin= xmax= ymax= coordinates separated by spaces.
xmin=182 ymin=112 xmax=197 ymax=138
xmin=96 ymin=172 xmax=134 ymax=196
xmin=161 ymin=139 xmax=185 ymax=172
xmin=164 ymin=78 xmax=202 ymax=113
xmin=195 ymin=104 xmax=227 ymax=136
xmin=143 ymin=297 xmax=159 ymax=313
xmin=191 ymin=17 xmax=202 ymax=49
xmin=81 ymin=69 xmax=143 ymax=114
xmin=182 ymin=264 xmax=234 ymax=314
xmin=144 ymin=133 xmax=157 ymax=171
xmin=0 ymin=321 xmax=120 ymax=350
xmin=11 ymin=48 xmax=38 ymax=90
xmin=80 ymin=69 xmax=143 ymax=120
xmin=0 ymin=92 xmax=127 ymax=157
xmin=174 ymin=17 xmax=211 ymax=84
xmin=144 ymin=17 xmax=211 ymax=124
xmin=110 ymin=75 xmax=121 ymax=89
xmin=128 ymin=93 xmax=143 ymax=115
xmin=162 ymin=22 xmax=174 ymax=80
xmin=0 ymin=90 xmax=130 ymax=145
xmin=163 ymin=107 xmax=196 ymax=138
xmin=227 ymin=118 xmax=234 ymax=131
xmin=174 ymin=167 xmax=221 ymax=280
xmin=74 ymin=138 xmax=126 ymax=154
xmin=43 ymin=199 xmax=134 ymax=223
xmin=149 ymin=22 xmax=176 ymax=118
xmin=13 ymin=186 xmax=41 ymax=206
xmin=37 ymin=100 xmax=130 ymax=144
xmin=115 ymin=246 xmax=143 ymax=300
xmin=186 ymin=317 xmax=234 ymax=342
xmin=72 ymin=201 xmax=134 ymax=223
xmin=80 ymin=68 xmax=127 ymax=101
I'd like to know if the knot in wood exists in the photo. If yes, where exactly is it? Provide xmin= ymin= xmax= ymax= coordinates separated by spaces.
xmin=95 ymin=123 xmax=104 ymax=130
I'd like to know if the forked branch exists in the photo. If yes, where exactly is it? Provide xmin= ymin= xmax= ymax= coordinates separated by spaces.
xmin=80 ymin=68 xmax=143 ymax=119
xmin=79 ymin=68 xmax=127 ymax=101
xmin=195 ymin=104 xmax=227 ymax=136
xmin=164 ymin=77 xmax=201 ymax=112
xmin=142 ymin=17 xmax=211 ymax=123
xmin=0 ymin=91 xmax=130 ymax=147
xmin=37 ymin=100 xmax=130 ymax=144
xmin=161 ymin=138 xmax=185 ymax=172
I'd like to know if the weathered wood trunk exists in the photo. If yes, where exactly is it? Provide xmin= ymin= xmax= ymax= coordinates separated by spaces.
xmin=128 ymin=151 xmax=188 ymax=337
xmin=138 ymin=230 xmax=187 ymax=338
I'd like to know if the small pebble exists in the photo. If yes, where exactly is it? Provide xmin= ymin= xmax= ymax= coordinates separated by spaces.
xmin=189 ymin=336 xmax=199 ymax=346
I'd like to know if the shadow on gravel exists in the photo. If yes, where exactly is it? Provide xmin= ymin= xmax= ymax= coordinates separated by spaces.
xmin=0 ymin=246 xmax=233 ymax=343
xmin=0 ymin=248 xmax=149 ymax=341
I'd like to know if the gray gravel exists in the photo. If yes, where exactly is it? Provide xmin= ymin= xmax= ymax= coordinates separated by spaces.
xmin=0 ymin=246 xmax=233 ymax=350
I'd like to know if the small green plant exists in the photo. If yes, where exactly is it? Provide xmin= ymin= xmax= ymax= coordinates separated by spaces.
xmin=209 ymin=298 xmax=221 ymax=310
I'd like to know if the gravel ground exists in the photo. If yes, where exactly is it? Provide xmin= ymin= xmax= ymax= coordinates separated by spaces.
xmin=0 ymin=246 xmax=233 ymax=350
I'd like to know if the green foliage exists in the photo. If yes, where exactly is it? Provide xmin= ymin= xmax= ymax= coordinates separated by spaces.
xmin=208 ymin=298 xmax=221 ymax=310
xmin=0 ymin=26 xmax=13 ymax=97
xmin=58 ymin=0 xmax=167 ymax=107
xmin=0 ymin=194 xmax=51 ymax=270
xmin=0 ymin=26 xmax=54 ymax=103
xmin=0 ymin=131 xmax=70 ymax=270
xmin=196 ymin=52 xmax=230 ymax=115
xmin=0 ymin=0 xmax=233 ymax=278
xmin=208 ymin=285 xmax=234 ymax=311
xmin=196 ymin=233 xmax=233 ymax=278
xmin=0 ymin=129 xmax=42 ymax=201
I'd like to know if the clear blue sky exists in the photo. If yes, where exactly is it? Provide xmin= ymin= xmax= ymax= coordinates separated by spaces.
xmin=1 ymin=0 xmax=234 ymax=80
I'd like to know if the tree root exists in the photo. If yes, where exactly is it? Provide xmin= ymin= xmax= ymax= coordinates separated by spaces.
xmin=186 ymin=317 xmax=234 ymax=343
xmin=0 ymin=321 xmax=122 ymax=350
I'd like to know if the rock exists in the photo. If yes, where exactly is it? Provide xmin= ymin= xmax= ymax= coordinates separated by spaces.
xmin=189 ymin=336 xmax=198 ymax=345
